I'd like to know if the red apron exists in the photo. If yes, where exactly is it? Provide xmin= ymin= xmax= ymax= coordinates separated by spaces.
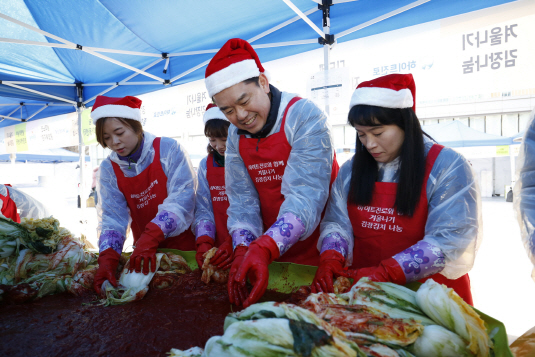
xmin=239 ymin=97 xmax=339 ymax=266
xmin=205 ymin=153 xmax=230 ymax=247
xmin=348 ymin=144 xmax=473 ymax=304
xmin=1 ymin=184 xmax=20 ymax=223
xmin=112 ymin=137 xmax=195 ymax=251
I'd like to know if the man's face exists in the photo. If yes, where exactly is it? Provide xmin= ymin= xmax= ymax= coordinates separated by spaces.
xmin=213 ymin=74 xmax=271 ymax=134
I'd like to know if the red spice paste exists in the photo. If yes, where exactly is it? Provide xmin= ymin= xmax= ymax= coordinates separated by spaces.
xmin=0 ymin=270 xmax=290 ymax=357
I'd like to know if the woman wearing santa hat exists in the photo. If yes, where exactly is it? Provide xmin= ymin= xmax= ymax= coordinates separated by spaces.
xmin=205 ymin=38 xmax=339 ymax=308
xmin=91 ymin=95 xmax=196 ymax=296
xmin=193 ymin=104 xmax=234 ymax=270
xmin=312 ymin=73 xmax=480 ymax=304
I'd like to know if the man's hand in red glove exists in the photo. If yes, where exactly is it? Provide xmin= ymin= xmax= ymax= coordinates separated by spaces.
xmin=210 ymin=235 xmax=234 ymax=270
xmin=228 ymin=245 xmax=248 ymax=306
xmin=93 ymin=248 xmax=120 ymax=296
xmin=130 ymin=222 xmax=165 ymax=275
xmin=336 ymin=257 xmax=406 ymax=285
xmin=311 ymin=250 xmax=345 ymax=293
xmin=195 ymin=235 xmax=215 ymax=268
xmin=234 ymin=235 xmax=280 ymax=308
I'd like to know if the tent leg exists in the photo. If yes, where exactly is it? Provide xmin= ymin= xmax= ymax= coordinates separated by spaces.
xmin=77 ymin=106 xmax=87 ymax=236
xmin=322 ymin=1 xmax=331 ymax=117
xmin=510 ymin=145 xmax=516 ymax=187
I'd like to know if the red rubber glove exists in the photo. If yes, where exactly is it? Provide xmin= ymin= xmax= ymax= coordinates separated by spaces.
xmin=228 ymin=245 xmax=248 ymax=306
xmin=234 ymin=235 xmax=280 ymax=308
xmin=311 ymin=250 xmax=345 ymax=294
xmin=337 ymin=257 xmax=406 ymax=285
xmin=210 ymin=234 xmax=234 ymax=270
xmin=93 ymin=248 xmax=120 ymax=296
xmin=130 ymin=222 xmax=165 ymax=275
xmin=195 ymin=235 xmax=215 ymax=268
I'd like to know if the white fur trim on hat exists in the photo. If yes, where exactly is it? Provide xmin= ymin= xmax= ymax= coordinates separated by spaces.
xmin=205 ymin=59 xmax=260 ymax=97
xmin=91 ymin=104 xmax=142 ymax=125
xmin=349 ymin=87 xmax=413 ymax=110
xmin=203 ymin=106 xmax=229 ymax=125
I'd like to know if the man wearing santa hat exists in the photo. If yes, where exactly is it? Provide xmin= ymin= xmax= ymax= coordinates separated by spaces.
xmin=205 ymin=38 xmax=339 ymax=308
xmin=90 ymin=95 xmax=196 ymax=296
xmin=313 ymin=73 xmax=479 ymax=304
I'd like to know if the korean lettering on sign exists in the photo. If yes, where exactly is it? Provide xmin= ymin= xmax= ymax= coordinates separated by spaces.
xmin=41 ymin=124 xmax=53 ymax=142
xmin=373 ymin=61 xmax=416 ymax=77
xmin=185 ymin=91 xmax=208 ymax=119
xmin=462 ymin=24 xmax=518 ymax=74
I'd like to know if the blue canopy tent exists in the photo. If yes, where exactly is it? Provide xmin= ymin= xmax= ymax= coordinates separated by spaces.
xmin=0 ymin=148 xmax=90 ymax=163
xmin=422 ymin=120 xmax=516 ymax=147
xmin=0 ymin=0 xmax=516 ymax=204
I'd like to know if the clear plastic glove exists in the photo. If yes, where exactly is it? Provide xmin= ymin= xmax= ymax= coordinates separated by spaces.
xmin=129 ymin=222 xmax=165 ymax=275
xmin=311 ymin=250 xmax=345 ymax=293
xmin=93 ymin=248 xmax=120 ymax=296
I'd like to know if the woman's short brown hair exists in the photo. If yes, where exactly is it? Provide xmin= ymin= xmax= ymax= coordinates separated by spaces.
xmin=205 ymin=119 xmax=230 ymax=154
xmin=95 ymin=117 xmax=144 ymax=148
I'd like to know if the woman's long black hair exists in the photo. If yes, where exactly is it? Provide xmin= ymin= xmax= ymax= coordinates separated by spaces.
xmin=348 ymin=105 xmax=428 ymax=216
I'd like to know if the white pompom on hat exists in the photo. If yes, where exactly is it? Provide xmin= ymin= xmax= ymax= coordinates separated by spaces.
xmin=205 ymin=38 xmax=269 ymax=97
xmin=90 ymin=95 xmax=142 ymax=125
xmin=203 ymin=103 xmax=229 ymax=125
xmin=349 ymin=73 xmax=416 ymax=112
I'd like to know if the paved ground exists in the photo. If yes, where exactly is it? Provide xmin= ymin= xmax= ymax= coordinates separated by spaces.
xmin=470 ymin=197 xmax=535 ymax=340
xmin=11 ymin=185 xmax=535 ymax=341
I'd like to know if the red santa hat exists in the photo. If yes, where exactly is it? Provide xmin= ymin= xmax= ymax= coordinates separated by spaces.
xmin=203 ymin=103 xmax=228 ymax=125
xmin=349 ymin=73 xmax=416 ymax=112
xmin=90 ymin=95 xmax=142 ymax=125
xmin=205 ymin=38 xmax=269 ymax=97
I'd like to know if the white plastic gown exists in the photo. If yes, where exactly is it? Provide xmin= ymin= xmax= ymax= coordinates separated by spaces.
xmin=96 ymin=132 xmax=196 ymax=252
xmin=193 ymin=156 xmax=217 ymax=239
xmin=319 ymin=137 xmax=482 ymax=279
xmin=513 ymin=106 xmax=535 ymax=282
xmin=225 ymin=91 xmax=334 ymax=243
xmin=0 ymin=184 xmax=50 ymax=219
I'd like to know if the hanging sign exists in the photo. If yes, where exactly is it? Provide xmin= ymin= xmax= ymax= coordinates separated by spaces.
xmin=15 ymin=123 xmax=28 ymax=152
xmin=81 ymin=109 xmax=97 ymax=145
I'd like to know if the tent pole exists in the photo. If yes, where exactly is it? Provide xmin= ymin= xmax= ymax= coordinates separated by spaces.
xmin=510 ymin=145 xmax=516 ymax=188
xmin=76 ymin=82 xmax=87 ymax=241
xmin=321 ymin=1 xmax=333 ymax=116
xmin=336 ymin=0 xmax=430 ymax=40
xmin=77 ymin=106 xmax=86 ymax=211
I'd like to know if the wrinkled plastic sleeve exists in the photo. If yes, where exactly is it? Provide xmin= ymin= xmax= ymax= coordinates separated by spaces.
xmin=193 ymin=157 xmax=216 ymax=240
xmin=514 ymin=107 xmax=535 ymax=282
xmin=151 ymin=137 xmax=196 ymax=237
xmin=225 ymin=125 xmax=263 ymax=239
xmin=318 ymin=160 xmax=355 ymax=266
xmin=2 ymin=185 xmax=50 ymax=219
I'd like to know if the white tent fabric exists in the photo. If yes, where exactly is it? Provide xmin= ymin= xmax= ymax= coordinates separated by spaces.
xmin=422 ymin=120 xmax=514 ymax=147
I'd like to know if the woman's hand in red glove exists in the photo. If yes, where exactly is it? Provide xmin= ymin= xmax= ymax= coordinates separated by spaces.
xmin=336 ymin=257 xmax=406 ymax=285
xmin=195 ymin=235 xmax=215 ymax=269
xmin=228 ymin=245 xmax=248 ymax=306
xmin=130 ymin=222 xmax=165 ymax=275
xmin=93 ymin=248 xmax=120 ymax=296
xmin=210 ymin=235 xmax=234 ymax=270
xmin=311 ymin=250 xmax=345 ymax=293
xmin=234 ymin=235 xmax=280 ymax=308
